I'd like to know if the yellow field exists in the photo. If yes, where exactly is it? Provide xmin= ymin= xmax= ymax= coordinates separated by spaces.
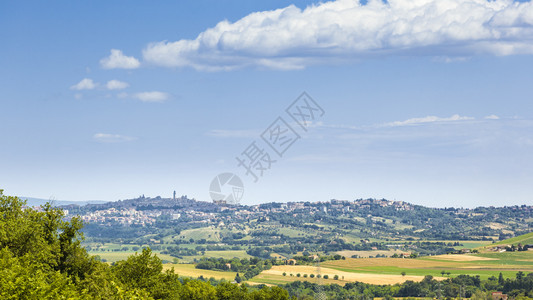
xmin=253 ymin=265 xmax=437 ymax=285
xmin=163 ymin=263 xmax=237 ymax=281
xmin=430 ymin=254 xmax=496 ymax=262
xmin=323 ymin=257 xmax=449 ymax=269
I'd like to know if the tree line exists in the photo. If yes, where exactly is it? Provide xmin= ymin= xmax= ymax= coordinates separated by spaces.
xmin=281 ymin=273 xmax=533 ymax=299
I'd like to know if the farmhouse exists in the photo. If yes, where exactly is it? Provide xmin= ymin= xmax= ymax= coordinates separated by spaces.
xmin=491 ymin=292 xmax=508 ymax=300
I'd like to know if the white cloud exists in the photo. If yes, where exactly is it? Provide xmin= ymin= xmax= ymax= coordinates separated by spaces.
xmin=134 ymin=91 xmax=169 ymax=102
xmin=93 ymin=133 xmax=136 ymax=143
xmin=70 ymin=78 xmax=96 ymax=90
xmin=100 ymin=49 xmax=140 ymax=69
xmin=106 ymin=79 xmax=129 ymax=90
xmin=383 ymin=114 xmax=474 ymax=127
xmin=485 ymin=114 xmax=500 ymax=120
xmin=143 ymin=0 xmax=533 ymax=70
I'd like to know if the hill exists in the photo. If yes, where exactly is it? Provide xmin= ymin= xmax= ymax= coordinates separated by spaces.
xmin=478 ymin=232 xmax=533 ymax=252
xmin=22 ymin=196 xmax=106 ymax=207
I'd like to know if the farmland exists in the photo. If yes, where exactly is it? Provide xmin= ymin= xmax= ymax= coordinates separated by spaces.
xmin=86 ymin=232 xmax=533 ymax=287
xmin=162 ymin=263 xmax=237 ymax=281
xmin=248 ymin=250 xmax=533 ymax=286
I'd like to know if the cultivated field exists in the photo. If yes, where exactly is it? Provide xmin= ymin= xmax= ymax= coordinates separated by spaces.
xmin=250 ymin=251 xmax=533 ymax=286
xmin=250 ymin=265 xmax=436 ymax=285
xmin=162 ymin=263 xmax=237 ymax=281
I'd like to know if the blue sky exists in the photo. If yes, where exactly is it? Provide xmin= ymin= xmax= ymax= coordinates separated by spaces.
xmin=1 ymin=0 xmax=533 ymax=207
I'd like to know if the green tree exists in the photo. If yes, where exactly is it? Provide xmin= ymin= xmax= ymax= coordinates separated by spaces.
xmin=498 ymin=272 xmax=505 ymax=285
xmin=216 ymin=281 xmax=249 ymax=300
xmin=181 ymin=279 xmax=217 ymax=299
xmin=516 ymin=271 xmax=524 ymax=280
xmin=235 ymin=273 xmax=243 ymax=283
xmin=0 ymin=190 xmax=101 ymax=298
xmin=113 ymin=248 xmax=162 ymax=288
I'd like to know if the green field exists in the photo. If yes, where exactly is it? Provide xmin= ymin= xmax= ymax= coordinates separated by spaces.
xmin=486 ymin=232 xmax=533 ymax=247
xmin=89 ymin=250 xmax=178 ymax=263
xmin=179 ymin=250 xmax=252 ymax=263
xmin=170 ymin=226 xmax=223 ymax=242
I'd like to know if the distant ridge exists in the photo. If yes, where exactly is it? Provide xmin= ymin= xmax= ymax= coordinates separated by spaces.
xmin=21 ymin=197 xmax=107 ymax=207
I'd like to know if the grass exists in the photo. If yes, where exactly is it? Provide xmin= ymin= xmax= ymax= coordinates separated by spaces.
xmin=176 ymin=227 xmax=222 ymax=242
xmin=424 ymin=240 xmax=493 ymax=249
xmin=454 ymin=241 xmax=492 ymax=249
xmin=89 ymin=250 xmax=178 ymax=263
xmin=85 ymin=242 xmax=148 ymax=251
xmin=179 ymin=250 xmax=252 ymax=263
xmin=335 ymin=249 xmax=405 ymax=258
xmin=486 ymin=232 xmax=533 ymax=247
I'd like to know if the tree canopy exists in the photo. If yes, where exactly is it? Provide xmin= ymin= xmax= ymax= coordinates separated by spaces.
xmin=0 ymin=190 xmax=292 ymax=299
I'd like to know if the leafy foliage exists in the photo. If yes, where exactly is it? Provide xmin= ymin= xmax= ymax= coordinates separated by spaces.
xmin=1 ymin=190 xmax=292 ymax=299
